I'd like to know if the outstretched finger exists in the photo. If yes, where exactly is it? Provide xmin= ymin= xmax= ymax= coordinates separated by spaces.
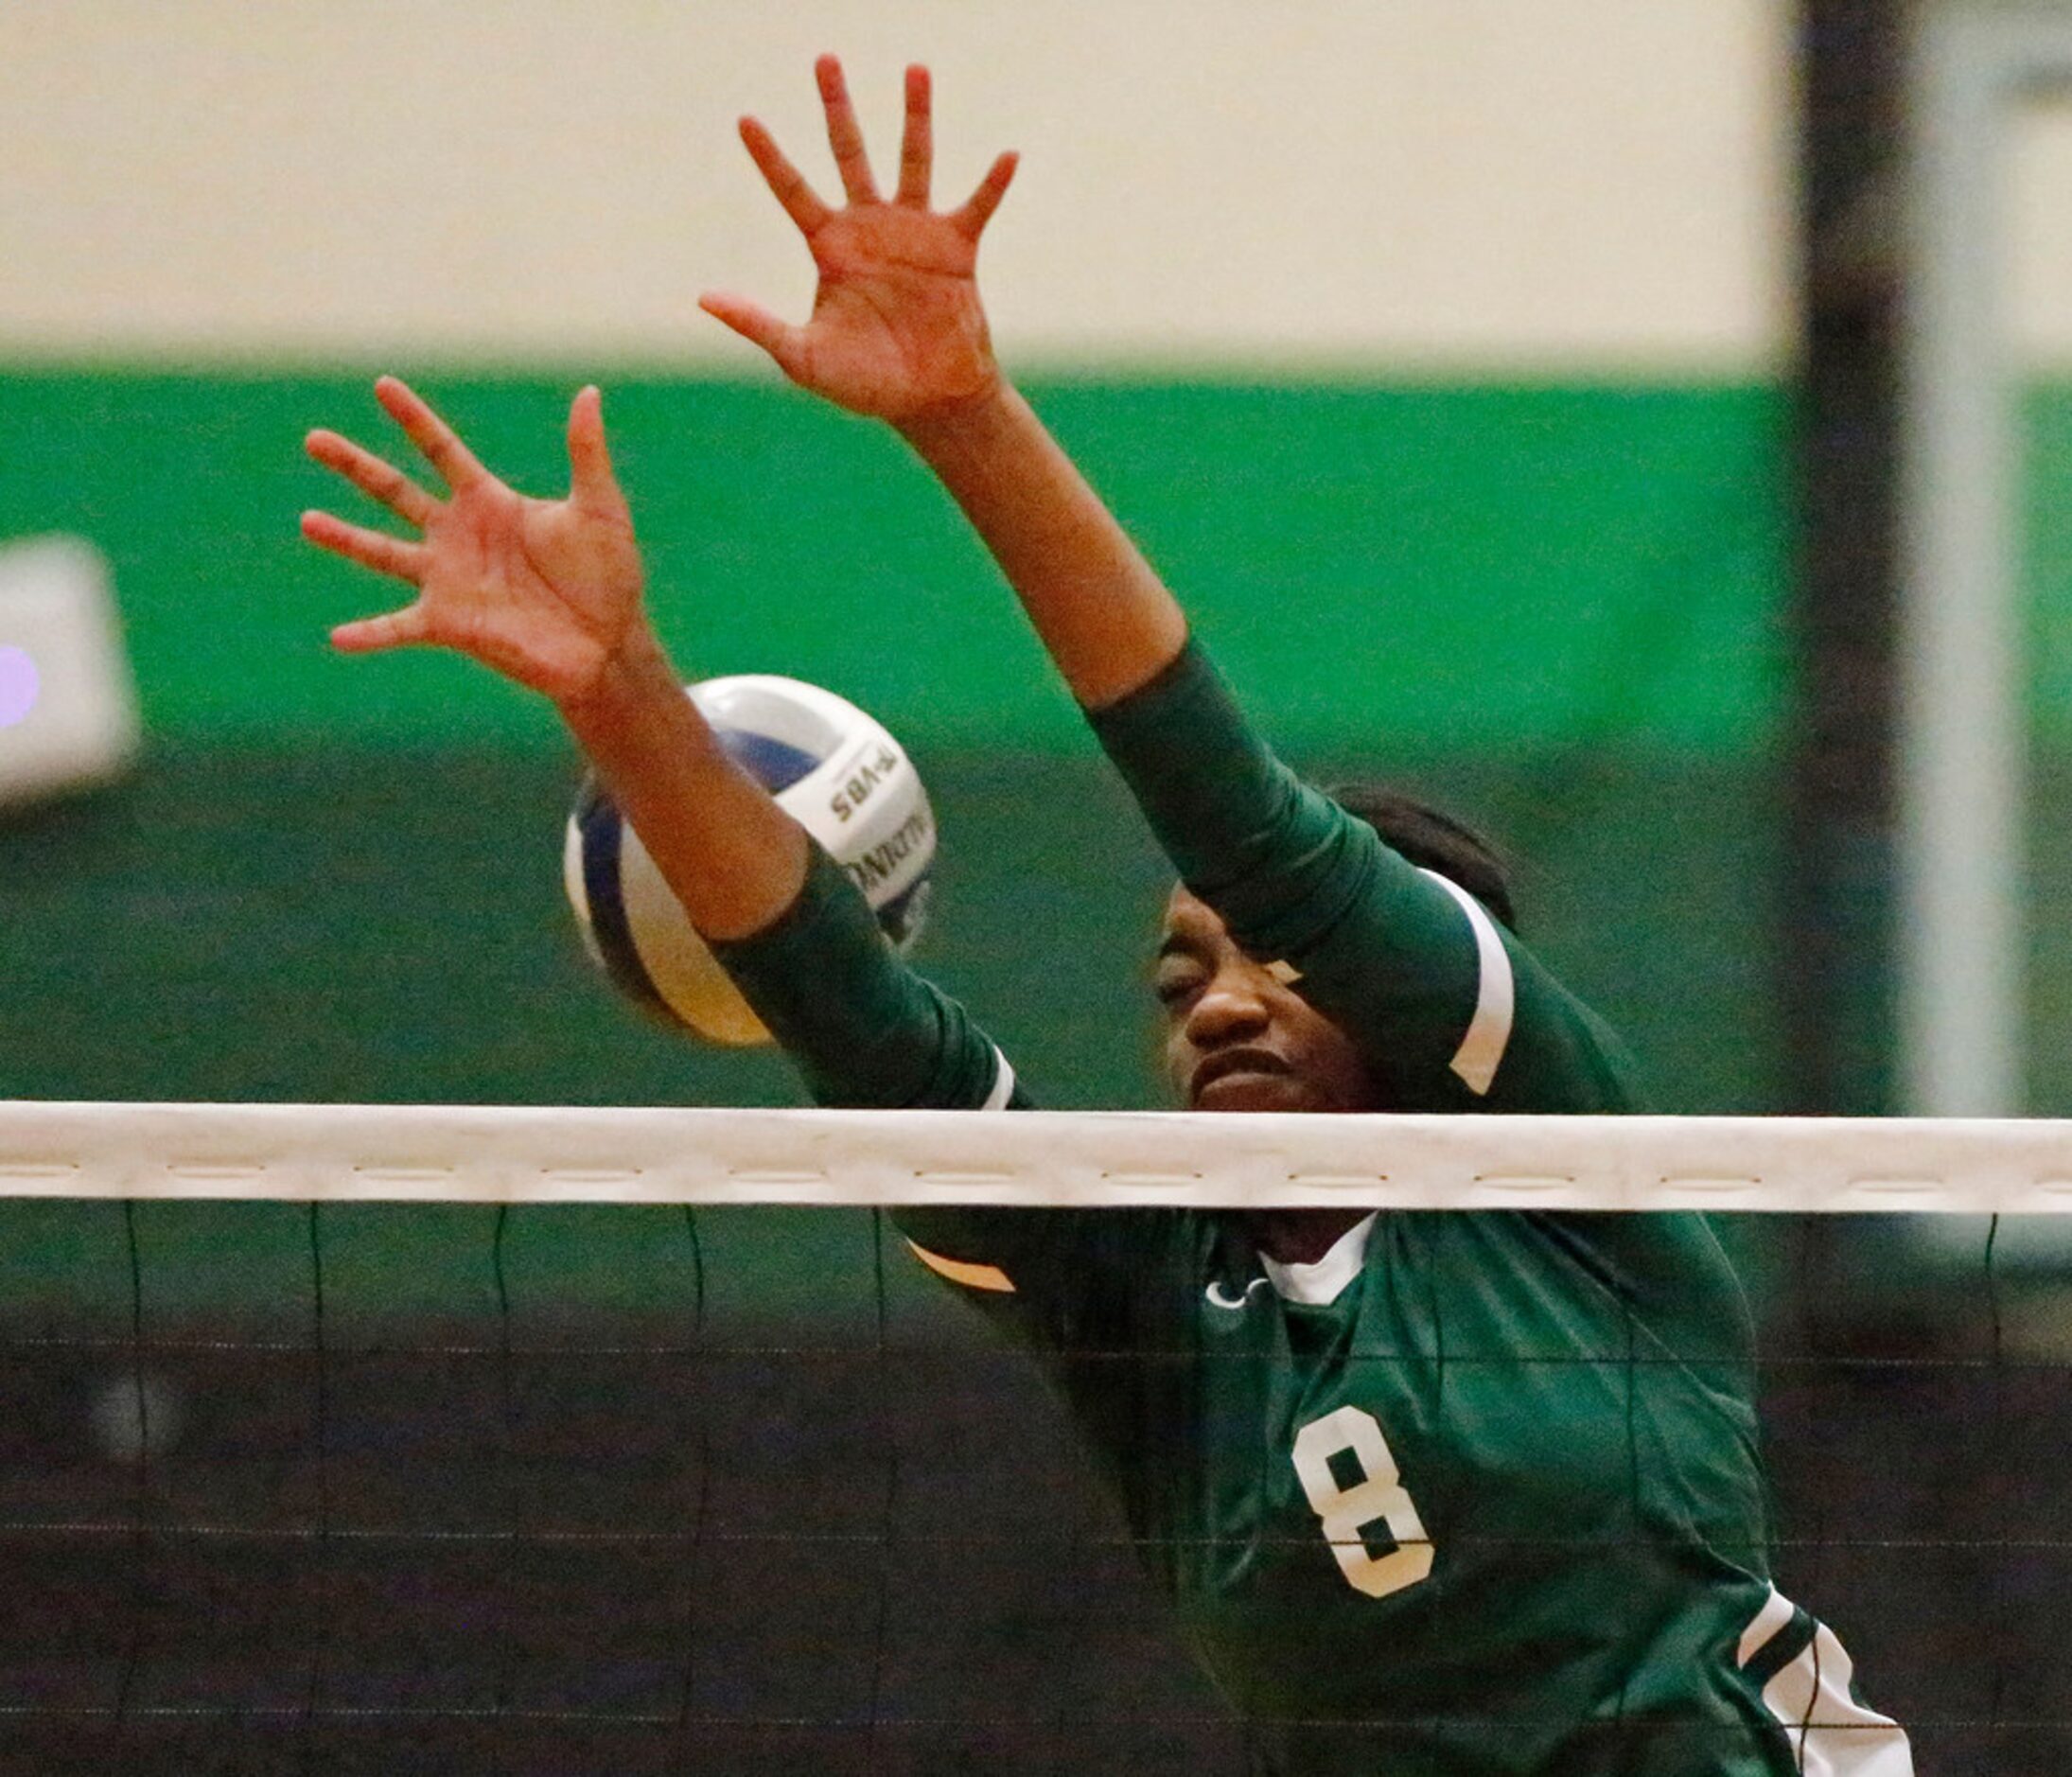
xmin=740 ymin=115 xmax=832 ymax=236
xmin=306 ymin=428 xmax=440 ymax=528
xmin=565 ymin=385 xmax=624 ymax=515
xmin=895 ymin=63 xmax=931 ymax=206
xmin=698 ymin=292 xmax=810 ymax=381
xmin=300 ymin=509 xmax=428 ymax=587
xmin=951 ymin=150 xmax=1019 ymax=238
xmin=374 ymin=376 xmax=492 ymax=493
xmin=816 ymin=54 xmax=879 ymax=203
xmin=329 ymin=603 xmax=433 ymax=656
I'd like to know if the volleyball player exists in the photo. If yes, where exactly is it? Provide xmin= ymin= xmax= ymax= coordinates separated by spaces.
xmin=300 ymin=56 xmax=1911 ymax=1773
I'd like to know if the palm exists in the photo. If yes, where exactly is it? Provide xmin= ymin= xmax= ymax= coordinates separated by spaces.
xmin=303 ymin=378 xmax=644 ymax=707
xmin=790 ymin=210 xmax=990 ymax=414
xmin=414 ymin=484 xmax=641 ymax=699
xmin=702 ymin=58 xmax=1017 ymax=424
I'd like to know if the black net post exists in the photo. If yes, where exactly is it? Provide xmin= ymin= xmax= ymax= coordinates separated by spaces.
xmin=1787 ymin=0 xmax=1908 ymax=1114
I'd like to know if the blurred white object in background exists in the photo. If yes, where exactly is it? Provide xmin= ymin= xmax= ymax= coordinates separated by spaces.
xmin=0 ymin=535 xmax=139 ymax=809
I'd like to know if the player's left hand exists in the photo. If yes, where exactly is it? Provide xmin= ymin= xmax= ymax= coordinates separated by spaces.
xmin=700 ymin=56 xmax=1018 ymax=427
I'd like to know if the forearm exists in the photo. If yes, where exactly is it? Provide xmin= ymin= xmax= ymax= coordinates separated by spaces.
xmin=899 ymin=383 xmax=1188 ymax=712
xmin=562 ymin=627 xmax=1009 ymax=1111
xmin=558 ymin=630 xmax=808 ymax=941
xmin=713 ymin=845 xmax=1018 ymax=1110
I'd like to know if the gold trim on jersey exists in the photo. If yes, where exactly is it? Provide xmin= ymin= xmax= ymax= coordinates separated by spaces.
xmin=905 ymin=1240 xmax=1015 ymax=1293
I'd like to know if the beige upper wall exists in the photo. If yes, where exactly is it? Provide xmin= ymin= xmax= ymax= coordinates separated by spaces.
xmin=0 ymin=0 xmax=1799 ymax=369
xmin=2008 ymin=105 xmax=2072 ymax=361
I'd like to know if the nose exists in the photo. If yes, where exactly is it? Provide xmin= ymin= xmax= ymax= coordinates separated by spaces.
xmin=1184 ymin=961 xmax=1273 ymax=1049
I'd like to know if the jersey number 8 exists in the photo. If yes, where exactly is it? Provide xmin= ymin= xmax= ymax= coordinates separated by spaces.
xmin=1291 ymin=1406 xmax=1434 ymax=1599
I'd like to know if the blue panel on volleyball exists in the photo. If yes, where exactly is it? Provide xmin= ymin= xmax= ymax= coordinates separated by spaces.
xmin=570 ymin=779 xmax=674 ymax=1023
xmin=711 ymin=726 xmax=819 ymax=794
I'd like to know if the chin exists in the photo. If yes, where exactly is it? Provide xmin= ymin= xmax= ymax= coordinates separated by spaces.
xmin=1193 ymin=1072 xmax=1323 ymax=1114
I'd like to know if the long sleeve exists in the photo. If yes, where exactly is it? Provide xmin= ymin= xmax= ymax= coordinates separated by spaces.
xmin=1086 ymin=640 xmax=1641 ymax=1115
xmin=710 ymin=839 xmax=1197 ymax=1370
xmin=710 ymin=843 xmax=1020 ymax=1112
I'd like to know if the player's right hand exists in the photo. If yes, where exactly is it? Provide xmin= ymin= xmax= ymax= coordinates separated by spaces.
xmin=700 ymin=56 xmax=1018 ymax=428
xmin=301 ymin=378 xmax=648 ymax=710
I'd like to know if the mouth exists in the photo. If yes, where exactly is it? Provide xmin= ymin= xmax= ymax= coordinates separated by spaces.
xmin=1190 ymin=1047 xmax=1291 ymax=1106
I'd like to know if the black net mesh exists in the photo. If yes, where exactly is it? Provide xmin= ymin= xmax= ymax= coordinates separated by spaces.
xmin=0 ymin=1195 xmax=2065 ymax=1774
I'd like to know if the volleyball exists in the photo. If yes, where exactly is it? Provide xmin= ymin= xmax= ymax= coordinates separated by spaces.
xmin=563 ymin=675 xmax=936 ymax=1046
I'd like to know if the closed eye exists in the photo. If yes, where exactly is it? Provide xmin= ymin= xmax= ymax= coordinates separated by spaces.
xmin=1153 ymin=959 xmax=1208 ymax=1008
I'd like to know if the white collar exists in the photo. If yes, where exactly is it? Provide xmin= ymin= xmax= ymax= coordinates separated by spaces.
xmin=1260 ymin=1212 xmax=1378 ymax=1307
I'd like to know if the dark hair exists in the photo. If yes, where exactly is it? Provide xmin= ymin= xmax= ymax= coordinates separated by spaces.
xmin=1327 ymin=783 xmax=1519 ymax=933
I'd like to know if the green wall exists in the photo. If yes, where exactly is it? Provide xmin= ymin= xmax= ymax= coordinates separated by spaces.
xmin=0 ymin=365 xmax=1800 ymax=1112
xmin=0 ymin=746 xmax=1776 ymax=1113
xmin=0 ymin=370 xmax=1786 ymax=755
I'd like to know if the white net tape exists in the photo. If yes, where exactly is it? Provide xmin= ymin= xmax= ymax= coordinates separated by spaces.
xmin=4 ymin=1100 xmax=2072 ymax=1210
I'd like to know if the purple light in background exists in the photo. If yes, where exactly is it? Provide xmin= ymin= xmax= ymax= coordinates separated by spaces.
xmin=0 ymin=647 xmax=40 ymax=728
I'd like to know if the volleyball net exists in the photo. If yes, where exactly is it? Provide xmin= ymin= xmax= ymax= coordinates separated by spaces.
xmin=3 ymin=1102 xmax=2068 ymax=1774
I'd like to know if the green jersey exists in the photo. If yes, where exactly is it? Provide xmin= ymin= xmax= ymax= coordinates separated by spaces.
xmin=713 ymin=643 xmax=1910 ymax=1776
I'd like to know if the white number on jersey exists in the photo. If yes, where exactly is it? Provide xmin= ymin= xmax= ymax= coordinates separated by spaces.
xmin=1291 ymin=1405 xmax=1434 ymax=1599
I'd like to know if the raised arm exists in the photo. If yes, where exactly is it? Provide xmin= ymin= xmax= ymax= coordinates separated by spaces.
xmin=302 ymin=376 xmax=806 ymax=940
xmin=700 ymin=57 xmax=1185 ymax=712
xmin=302 ymin=375 xmax=1027 ymax=1114
xmin=711 ymin=61 xmax=1644 ymax=1117
xmin=303 ymin=377 xmax=1192 ymax=1328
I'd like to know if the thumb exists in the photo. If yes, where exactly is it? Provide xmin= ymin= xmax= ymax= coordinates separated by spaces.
xmin=566 ymin=384 xmax=625 ymax=514
xmin=699 ymin=292 xmax=809 ymax=381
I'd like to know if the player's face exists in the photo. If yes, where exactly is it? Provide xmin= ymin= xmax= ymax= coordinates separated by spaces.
xmin=1155 ymin=888 xmax=1376 ymax=1114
